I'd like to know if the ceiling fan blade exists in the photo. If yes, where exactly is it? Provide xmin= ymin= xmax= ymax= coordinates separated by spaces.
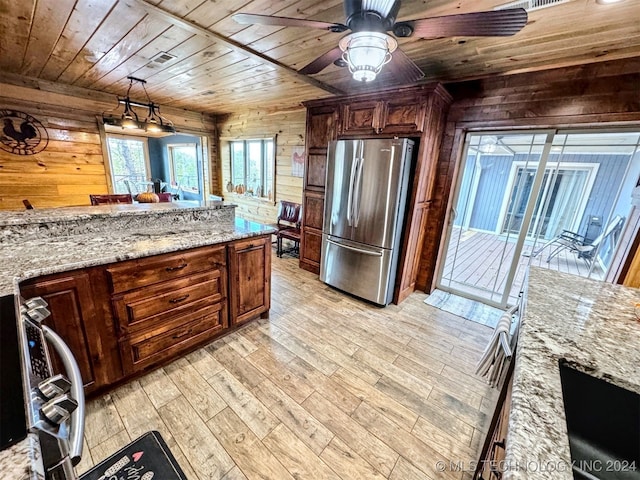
xmin=233 ymin=13 xmax=347 ymax=31
xmin=299 ymin=46 xmax=344 ymax=75
xmin=401 ymin=8 xmax=528 ymax=39
xmin=387 ymin=48 xmax=424 ymax=85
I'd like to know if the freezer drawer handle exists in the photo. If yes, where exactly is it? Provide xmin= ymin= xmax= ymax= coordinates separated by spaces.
xmin=327 ymin=239 xmax=383 ymax=256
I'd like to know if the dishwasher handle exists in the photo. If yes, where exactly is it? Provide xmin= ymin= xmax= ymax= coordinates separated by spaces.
xmin=42 ymin=325 xmax=85 ymax=466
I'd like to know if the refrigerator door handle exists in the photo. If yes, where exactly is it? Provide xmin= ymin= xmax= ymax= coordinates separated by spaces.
xmin=326 ymin=238 xmax=383 ymax=256
xmin=353 ymin=156 xmax=364 ymax=228
xmin=346 ymin=155 xmax=358 ymax=226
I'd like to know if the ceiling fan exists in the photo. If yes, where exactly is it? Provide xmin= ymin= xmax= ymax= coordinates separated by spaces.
xmin=233 ymin=0 xmax=528 ymax=84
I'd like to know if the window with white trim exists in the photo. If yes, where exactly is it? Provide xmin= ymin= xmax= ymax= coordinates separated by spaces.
xmin=105 ymin=134 xmax=151 ymax=194
xmin=168 ymin=143 xmax=199 ymax=193
xmin=230 ymin=139 xmax=274 ymax=199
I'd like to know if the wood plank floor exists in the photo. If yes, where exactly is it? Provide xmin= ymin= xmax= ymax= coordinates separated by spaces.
xmin=76 ymin=254 xmax=499 ymax=480
xmin=441 ymin=227 xmax=604 ymax=304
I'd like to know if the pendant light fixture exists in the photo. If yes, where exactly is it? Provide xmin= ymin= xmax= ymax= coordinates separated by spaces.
xmin=102 ymin=76 xmax=175 ymax=137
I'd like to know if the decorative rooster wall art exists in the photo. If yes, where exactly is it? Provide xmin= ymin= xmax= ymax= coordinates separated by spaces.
xmin=0 ymin=110 xmax=48 ymax=155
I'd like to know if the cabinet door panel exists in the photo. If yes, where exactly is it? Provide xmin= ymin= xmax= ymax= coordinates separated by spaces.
xmin=300 ymin=227 xmax=323 ymax=273
xmin=382 ymin=100 xmax=425 ymax=133
xmin=305 ymin=153 xmax=327 ymax=191
xmin=342 ymin=101 xmax=380 ymax=134
xmin=229 ymin=236 xmax=271 ymax=325
xmin=303 ymin=192 xmax=325 ymax=230
xmin=20 ymin=274 xmax=100 ymax=392
xmin=307 ymin=107 xmax=338 ymax=149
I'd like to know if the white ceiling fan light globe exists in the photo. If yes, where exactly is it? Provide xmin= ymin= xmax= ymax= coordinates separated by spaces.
xmin=339 ymin=32 xmax=398 ymax=82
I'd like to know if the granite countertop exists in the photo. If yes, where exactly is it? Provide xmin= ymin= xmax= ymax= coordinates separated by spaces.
xmin=505 ymin=267 xmax=640 ymax=479
xmin=0 ymin=201 xmax=226 ymax=226
xmin=0 ymin=217 xmax=273 ymax=296
xmin=0 ymin=205 xmax=274 ymax=479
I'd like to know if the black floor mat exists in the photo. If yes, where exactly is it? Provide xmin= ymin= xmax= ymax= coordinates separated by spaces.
xmin=80 ymin=431 xmax=187 ymax=480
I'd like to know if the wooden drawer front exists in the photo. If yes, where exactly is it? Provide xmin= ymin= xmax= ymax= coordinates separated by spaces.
xmin=113 ymin=270 xmax=223 ymax=334
xmin=107 ymin=246 xmax=226 ymax=294
xmin=121 ymin=303 xmax=225 ymax=374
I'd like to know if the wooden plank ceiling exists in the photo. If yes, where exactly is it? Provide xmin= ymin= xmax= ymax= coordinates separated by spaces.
xmin=0 ymin=0 xmax=639 ymax=115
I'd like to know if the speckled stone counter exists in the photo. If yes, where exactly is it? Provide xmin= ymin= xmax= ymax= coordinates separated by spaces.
xmin=0 ymin=204 xmax=274 ymax=296
xmin=0 ymin=435 xmax=44 ymax=480
xmin=505 ymin=267 xmax=640 ymax=479
xmin=0 ymin=203 xmax=274 ymax=479
xmin=0 ymin=201 xmax=235 ymax=243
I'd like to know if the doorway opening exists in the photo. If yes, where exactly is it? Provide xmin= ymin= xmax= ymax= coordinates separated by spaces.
xmin=105 ymin=132 xmax=210 ymax=202
xmin=436 ymin=130 xmax=640 ymax=308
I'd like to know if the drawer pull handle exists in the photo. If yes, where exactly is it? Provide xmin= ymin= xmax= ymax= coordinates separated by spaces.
xmin=169 ymin=294 xmax=190 ymax=304
xmin=172 ymin=329 xmax=192 ymax=340
xmin=166 ymin=263 xmax=188 ymax=272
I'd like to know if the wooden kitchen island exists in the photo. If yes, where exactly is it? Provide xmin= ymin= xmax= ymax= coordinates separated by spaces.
xmin=0 ymin=202 xmax=274 ymax=396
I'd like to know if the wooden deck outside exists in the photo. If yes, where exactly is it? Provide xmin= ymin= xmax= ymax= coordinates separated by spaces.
xmin=440 ymin=227 xmax=605 ymax=305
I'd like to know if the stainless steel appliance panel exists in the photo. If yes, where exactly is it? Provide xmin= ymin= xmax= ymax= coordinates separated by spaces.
xmin=319 ymin=234 xmax=394 ymax=305
xmin=323 ymin=140 xmax=358 ymax=241
xmin=350 ymin=138 xmax=413 ymax=249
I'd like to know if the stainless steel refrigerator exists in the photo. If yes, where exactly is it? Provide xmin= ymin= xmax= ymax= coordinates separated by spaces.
xmin=319 ymin=138 xmax=414 ymax=305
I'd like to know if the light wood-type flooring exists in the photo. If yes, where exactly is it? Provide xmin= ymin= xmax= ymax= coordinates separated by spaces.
xmin=76 ymin=254 xmax=499 ymax=480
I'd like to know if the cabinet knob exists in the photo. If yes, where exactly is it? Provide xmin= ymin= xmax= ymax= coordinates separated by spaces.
xmin=40 ymin=393 xmax=78 ymax=425
xmin=38 ymin=374 xmax=72 ymax=400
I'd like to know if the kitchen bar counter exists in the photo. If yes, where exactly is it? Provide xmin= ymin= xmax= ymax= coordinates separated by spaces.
xmin=505 ymin=267 xmax=640 ymax=479
xmin=0 ymin=203 xmax=273 ymax=295
xmin=0 ymin=203 xmax=274 ymax=479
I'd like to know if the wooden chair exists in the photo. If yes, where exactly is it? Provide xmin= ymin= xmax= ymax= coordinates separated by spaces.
xmin=275 ymin=200 xmax=302 ymax=257
xmin=89 ymin=194 xmax=133 ymax=205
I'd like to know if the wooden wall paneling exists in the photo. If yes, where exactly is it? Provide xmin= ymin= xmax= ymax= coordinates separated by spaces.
xmin=217 ymin=108 xmax=306 ymax=223
xmin=415 ymin=60 xmax=640 ymax=293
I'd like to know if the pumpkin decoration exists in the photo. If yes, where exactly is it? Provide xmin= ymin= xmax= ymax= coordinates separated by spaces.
xmin=137 ymin=191 xmax=160 ymax=203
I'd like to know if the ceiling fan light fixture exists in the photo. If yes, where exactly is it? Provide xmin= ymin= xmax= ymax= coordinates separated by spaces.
xmin=339 ymin=31 xmax=397 ymax=82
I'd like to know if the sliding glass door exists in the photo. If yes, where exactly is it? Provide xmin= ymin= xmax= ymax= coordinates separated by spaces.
xmin=437 ymin=129 xmax=640 ymax=308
